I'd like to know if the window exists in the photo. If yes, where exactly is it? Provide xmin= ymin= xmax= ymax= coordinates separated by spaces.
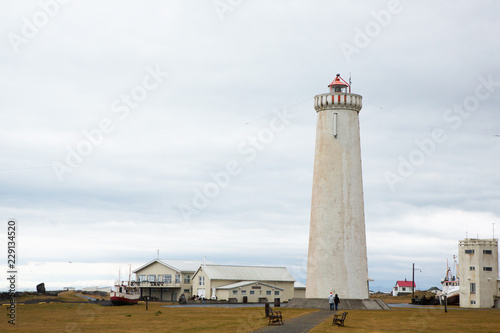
xmin=184 ymin=289 xmax=190 ymax=293
xmin=184 ymin=274 xmax=191 ymax=284
xmin=159 ymin=274 xmax=171 ymax=283
xmin=266 ymin=291 xmax=271 ymax=295
xmin=147 ymin=275 xmax=156 ymax=282
xmin=470 ymin=266 xmax=475 ymax=271
xmin=241 ymin=290 xmax=247 ymax=295
xmin=402 ymin=287 xmax=406 ymax=291
xmin=465 ymin=249 xmax=475 ymax=254
xmin=470 ymin=283 xmax=476 ymax=294
xmin=483 ymin=267 xmax=493 ymax=271
xmin=483 ymin=250 xmax=492 ymax=254
xmin=137 ymin=275 xmax=146 ymax=282
xmin=232 ymin=290 xmax=238 ymax=295
xmin=199 ymin=276 xmax=205 ymax=286
xmin=274 ymin=291 xmax=280 ymax=296
xmin=175 ymin=274 xmax=181 ymax=283
xmin=250 ymin=290 xmax=255 ymax=295
xmin=471 ymin=300 xmax=476 ymax=305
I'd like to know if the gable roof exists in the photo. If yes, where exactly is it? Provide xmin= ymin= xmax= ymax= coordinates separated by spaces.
xmin=396 ymin=280 xmax=416 ymax=287
xmin=196 ymin=264 xmax=295 ymax=282
xmin=215 ymin=281 xmax=283 ymax=291
xmin=133 ymin=259 xmax=215 ymax=274
xmin=294 ymin=281 xmax=306 ymax=289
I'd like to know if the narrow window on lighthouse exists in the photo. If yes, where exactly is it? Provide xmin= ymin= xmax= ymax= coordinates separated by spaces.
xmin=333 ymin=113 xmax=338 ymax=138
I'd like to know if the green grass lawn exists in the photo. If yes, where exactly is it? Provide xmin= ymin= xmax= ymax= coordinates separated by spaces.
xmin=2 ymin=299 xmax=499 ymax=332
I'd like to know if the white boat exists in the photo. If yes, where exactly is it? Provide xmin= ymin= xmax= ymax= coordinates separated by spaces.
xmin=110 ymin=265 xmax=140 ymax=306
xmin=439 ymin=256 xmax=459 ymax=305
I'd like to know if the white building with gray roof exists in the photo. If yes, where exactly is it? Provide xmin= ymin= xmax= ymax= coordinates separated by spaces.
xmin=192 ymin=264 xmax=296 ymax=303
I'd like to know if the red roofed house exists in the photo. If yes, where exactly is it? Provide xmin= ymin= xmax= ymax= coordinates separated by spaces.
xmin=392 ymin=279 xmax=416 ymax=296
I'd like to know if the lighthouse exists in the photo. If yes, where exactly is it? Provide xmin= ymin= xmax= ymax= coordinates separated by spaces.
xmin=306 ymin=74 xmax=369 ymax=299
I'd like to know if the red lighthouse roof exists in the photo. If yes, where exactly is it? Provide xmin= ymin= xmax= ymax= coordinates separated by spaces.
xmin=328 ymin=74 xmax=350 ymax=93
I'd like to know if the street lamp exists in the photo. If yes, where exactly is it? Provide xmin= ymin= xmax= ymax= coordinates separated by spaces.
xmin=412 ymin=263 xmax=421 ymax=299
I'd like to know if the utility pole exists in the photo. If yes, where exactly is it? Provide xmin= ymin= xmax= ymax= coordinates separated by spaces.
xmin=412 ymin=263 xmax=421 ymax=300
xmin=412 ymin=263 xmax=415 ymax=299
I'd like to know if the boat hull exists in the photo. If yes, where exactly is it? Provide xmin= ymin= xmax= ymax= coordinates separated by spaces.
xmin=438 ymin=290 xmax=460 ymax=305
xmin=110 ymin=296 xmax=139 ymax=306
xmin=446 ymin=293 xmax=459 ymax=305
xmin=110 ymin=292 xmax=140 ymax=306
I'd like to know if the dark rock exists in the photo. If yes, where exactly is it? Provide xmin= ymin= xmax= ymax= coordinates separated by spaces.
xmin=36 ymin=283 xmax=46 ymax=293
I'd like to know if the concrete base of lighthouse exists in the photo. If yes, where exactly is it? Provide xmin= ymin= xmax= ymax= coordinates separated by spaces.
xmin=285 ymin=298 xmax=390 ymax=310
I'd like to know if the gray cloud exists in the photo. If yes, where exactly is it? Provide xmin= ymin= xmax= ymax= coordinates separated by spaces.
xmin=1 ymin=0 xmax=500 ymax=291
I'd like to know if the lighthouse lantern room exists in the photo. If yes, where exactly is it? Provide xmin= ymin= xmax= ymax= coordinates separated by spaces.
xmin=328 ymin=73 xmax=351 ymax=93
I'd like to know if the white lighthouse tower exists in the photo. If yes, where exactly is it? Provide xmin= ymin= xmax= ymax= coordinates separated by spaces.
xmin=306 ymin=74 xmax=369 ymax=300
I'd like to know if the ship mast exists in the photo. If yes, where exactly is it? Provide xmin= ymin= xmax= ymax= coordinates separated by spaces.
xmin=128 ymin=264 xmax=132 ymax=287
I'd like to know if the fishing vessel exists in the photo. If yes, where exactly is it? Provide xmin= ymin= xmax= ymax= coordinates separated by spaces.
xmin=439 ymin=256 xmax=460 ymax=305
xmin=110 ymin=266 xmax=140 ymax=306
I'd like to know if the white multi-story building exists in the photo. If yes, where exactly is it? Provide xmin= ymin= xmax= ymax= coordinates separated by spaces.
xmin=132 ymin=259 xmax=213 ymax=301
xmin=458 ymin=238 xmax=499 ymax=308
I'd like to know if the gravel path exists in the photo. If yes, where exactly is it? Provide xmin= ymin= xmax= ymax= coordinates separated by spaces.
xmin=252 ymin=310 xmax=336 ymax=333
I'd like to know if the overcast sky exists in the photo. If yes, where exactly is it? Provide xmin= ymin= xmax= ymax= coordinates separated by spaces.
xmin=1 ymin=0 xmax=499 ymax=292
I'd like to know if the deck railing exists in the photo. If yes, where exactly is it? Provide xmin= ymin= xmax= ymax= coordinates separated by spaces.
xmin=116 ymin=281 xmax=182 ymax=288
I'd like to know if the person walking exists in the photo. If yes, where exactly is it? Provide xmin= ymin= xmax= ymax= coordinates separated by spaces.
xmin=334 ymin=294 xmax=340 ymax=311
xmin=328 ymin=292 xmax=335 ymax=311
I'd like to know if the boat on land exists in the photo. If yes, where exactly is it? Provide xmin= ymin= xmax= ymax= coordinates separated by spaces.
xmin=439 ymin=256 xmax=460 ymax=305
xmin=110 ymin=266 xmax=140 ymax=306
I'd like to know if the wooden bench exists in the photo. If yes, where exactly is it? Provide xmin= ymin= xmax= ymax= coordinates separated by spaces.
xmin=268 ymin=308 xmax=283 ymax=325
xmin=332 ymin=311 xmax=348 ymax=326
